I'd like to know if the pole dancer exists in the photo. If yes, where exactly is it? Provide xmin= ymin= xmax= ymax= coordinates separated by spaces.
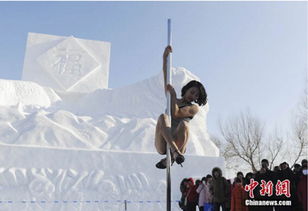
xmin=154 ymin=34 xmax=208 ymax=170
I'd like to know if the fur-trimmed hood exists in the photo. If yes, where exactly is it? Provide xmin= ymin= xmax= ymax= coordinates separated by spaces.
xmin=212 ymin=167 xmax=222 ymax=178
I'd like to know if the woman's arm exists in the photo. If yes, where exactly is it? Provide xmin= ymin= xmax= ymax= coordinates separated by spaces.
xmin=163 ymin=45 xmax=172 ymax=91
xmin=166 ymin=84 xmax=179 ymax=117
xmin=166 ymin=84 xmax=199 ymax=119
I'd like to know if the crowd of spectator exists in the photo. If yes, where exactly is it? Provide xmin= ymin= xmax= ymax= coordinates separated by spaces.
xmin=178 ymin=159 xmax=307 ymax=211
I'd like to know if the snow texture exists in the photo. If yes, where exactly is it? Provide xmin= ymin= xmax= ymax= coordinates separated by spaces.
xmin=0 ymin=79 xmax=60 ymax=107
xmin=1 ymin=67 xmax=218 ymax=156
xmin=1 ymin=34 xmax=222 ymax=211
xmin=22 ymin=33 xmax=110 ymax=93
xmin=0 ymin=143 xmax=223 ymax=211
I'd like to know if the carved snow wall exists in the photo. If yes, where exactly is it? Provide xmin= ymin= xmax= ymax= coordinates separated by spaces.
xmin=0 ymin=144 xmax=224 ymax=211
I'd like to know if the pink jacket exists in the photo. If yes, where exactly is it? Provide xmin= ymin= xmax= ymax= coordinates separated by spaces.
xmin=196 ymin=183 xmax=213 ymax=207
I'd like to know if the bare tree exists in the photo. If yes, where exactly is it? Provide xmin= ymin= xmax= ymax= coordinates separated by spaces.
xmin=266 ymin=132 xmax=285 ymax=170
xmin=218 ymin=111 xmax=264 ymax=172
xmin=289 ymin=89 xmax=308 ymax=167
xmin=214 ymin=88 xmax=307 ymax=173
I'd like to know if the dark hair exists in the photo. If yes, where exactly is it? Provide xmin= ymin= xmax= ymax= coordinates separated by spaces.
xmin=180 ymin=178 xmax=189 ymax=193
xmin=237 ymin=171 xmax=244 ymax=177
xmin=261 ymin=159 xmax=269 ymax=164
xmin=181 ymin=80 xmax=207 ymax=106
xmin=234 ymin=177 xmax=242 ymax=183
xmin=274 ymin=166 xmax=280 ymax=172
xmin=244 ymin=172 xmax=254 ymax=185
xmin=206 ymin=174 xmax=212 ymax=179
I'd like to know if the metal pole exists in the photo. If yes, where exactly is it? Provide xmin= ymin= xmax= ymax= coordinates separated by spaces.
xmin=124 ymin=200 xmax=127 ymax=211
xmin=166 ymin=18 xmax=172 ymax=211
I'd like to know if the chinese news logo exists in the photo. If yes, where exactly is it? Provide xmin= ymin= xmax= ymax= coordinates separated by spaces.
xmin=244 ymin=179 xmax=291 ymax=198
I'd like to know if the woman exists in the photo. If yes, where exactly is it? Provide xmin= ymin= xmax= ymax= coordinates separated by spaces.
xmin=204 ymin=175 xmax=214 ymax=211
xmin=196 ymin=177 xmax=207 ymax=211
xmin=231 ymin=178 xmax=248 ymax=211
xmin=155 ymin=46 xmax=207 ymax=169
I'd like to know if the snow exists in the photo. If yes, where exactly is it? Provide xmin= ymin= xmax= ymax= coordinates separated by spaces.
xmin=0 ymin=143 xmax=223 ymax=211
xmin=1 ymin=67 xmax=218 ymax=156
xmin=0 ymin=34 xmax=223 ymax=210
xmin=0 ymin=79 xmax=60 ymax=107
xmin=22 ymin=33 xmax=110 ymax=93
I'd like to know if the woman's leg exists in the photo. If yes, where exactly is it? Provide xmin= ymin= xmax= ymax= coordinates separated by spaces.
xmin=174 ymin=120 xmax=189 ymax=154
xmin=155 ymin=114 xmax=180 ymax=154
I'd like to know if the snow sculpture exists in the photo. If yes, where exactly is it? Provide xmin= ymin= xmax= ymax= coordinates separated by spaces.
xmin=22 ymin=33 xmax=110 ymax=93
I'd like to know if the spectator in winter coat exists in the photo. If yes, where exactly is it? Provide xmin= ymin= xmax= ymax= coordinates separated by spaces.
xmin=244 ymin=171 xmax=255 ymax=211
xmin=301 ymin=159 xmax=307 ymax=169
xmin=204 ymin=174 xmax=214 ymax=211
xmin=197 ymin=178 xmax=207 ymax=211
xmin=231 ymin=178 xmax=248 ymax=211
xmin=293 ymin=163 xmax=302 ymax=185
xmin=273 ymin=166 xmax=280 ymax=173
xmin=236 ymin=171 xmax=245 ymax=185
xmin=292 ymin=164 xmax=303 ymax=211
xmin=186 ymin=178 xmax=198 ymax=211
xmin=211 ymin=167 xmax=230 ymax=211
xmin=275 ymin=162 xmax=295 ymax=211
xmin=225 ymin=179 xmax=232 ymax=211
xmin=253 ymin=159 xmax=274 ymax=211
xmin=180 ymin=178 xmax=189 ymax=193
xmin=179 ymin=178 xmax=189 ymax=210
xmin=261 ymin=159 xmax=271 ymax=171
xmin=297 ymin=164 xmax=307 ymax=211
xmin=244 ymin=172 xmax=254 ymax=186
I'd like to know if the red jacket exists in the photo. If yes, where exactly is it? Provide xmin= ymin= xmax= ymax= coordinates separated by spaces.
xmin=231 ymin=184 xmax=248 ymax=211
xmin=297 ymin=175 xmax=307 ymax=211
xmin=187 ymin=184 xmax=198 ymax=203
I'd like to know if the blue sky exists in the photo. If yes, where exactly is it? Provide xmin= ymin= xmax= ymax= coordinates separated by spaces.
xmin=0 ymin=1 xmax=306 ymax=136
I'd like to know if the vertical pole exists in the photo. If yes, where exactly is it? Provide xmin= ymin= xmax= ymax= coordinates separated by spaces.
xmin=166 ymin=18 xmax=172 ymax=211
xmin=124 ymin=200 xmax=127 ymax=211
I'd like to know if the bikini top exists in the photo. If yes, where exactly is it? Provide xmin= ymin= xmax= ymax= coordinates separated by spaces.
xmin=177 ymin=101 xmax=194 ymax=120
xmin=168 ymin=101 xmax=194 ymax=129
